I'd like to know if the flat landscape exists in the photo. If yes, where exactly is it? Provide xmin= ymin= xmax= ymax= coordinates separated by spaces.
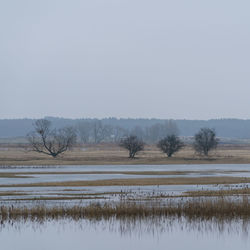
xmin=2 ymin=0 xmax=250 ymax=248
xmin=1 ymin=145 xmax=250 ymax=250
xmin=1 ymin=143 xmax=250 ymax=203
xmin=1 ymin=143 xmax=250 ymax=166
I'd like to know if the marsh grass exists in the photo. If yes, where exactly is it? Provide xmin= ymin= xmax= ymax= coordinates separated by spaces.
xmin=0 ymin=191 xmax=28 ymax=196
xmin=2 ymin=170 xmax=248 ymax=176
xmin=2 ymin=176 xmax=250 ymax=188
xmin=185 ymin=188 xmax=250 ymax=197
xmin=6 ymin=196 xmax=107 ymax=201
xmin=0 ymin=173 xmax=30 ymax=178
xmin=1 ymin=197 xmax=250 ymax=222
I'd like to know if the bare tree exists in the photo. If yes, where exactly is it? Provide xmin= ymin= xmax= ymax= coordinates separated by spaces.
xmin=76 ymin=121 xmax=92 ymax=144
xmin=92 ymin=120 xmax=111 ymax=143
xmin=193 ymin=128 xmax=219 ymax=156
xmin=145 ymin=123 xmax=162 ymax=143
xmin=157 ymin=135 xmax=184 ymax=157
xmin=119 ymin=135 xmax=144 ymax=158
xmin=27 ymin=119 xmax=76 ymax=157
xmin=111 ymin=126 xmax=128 ymax=142
xmin=145 ymin=120 xmax=179 ymax=143
xmin=130 ymin=126 xmax=145 ymax=140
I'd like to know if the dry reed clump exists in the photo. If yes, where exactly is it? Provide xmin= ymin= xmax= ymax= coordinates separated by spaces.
xmin=1 ymin=197 xmax=250 ymax=223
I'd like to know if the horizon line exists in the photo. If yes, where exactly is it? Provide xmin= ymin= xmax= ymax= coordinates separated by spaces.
xmin=1 ymin=116 xmax=250 ymax=121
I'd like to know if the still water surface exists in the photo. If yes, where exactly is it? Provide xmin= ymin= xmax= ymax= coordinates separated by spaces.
xmin=1 ymin=164 xmax=250 ymax=206
xmin=1 ymin=218 xmax=250 ymax=250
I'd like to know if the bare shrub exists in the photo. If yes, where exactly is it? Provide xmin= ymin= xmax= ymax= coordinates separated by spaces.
xmin=157 ymin=135 xmax=184 ymax=157
xmin=193 ymin=128 xmax=219 ymax=156
xmin=120 ymin=135 xmax=144 ymax=158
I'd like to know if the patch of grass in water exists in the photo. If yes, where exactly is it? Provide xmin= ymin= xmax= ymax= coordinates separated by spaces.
xmin=2 ymin=197 xmax=250 ymax=222
xmin=1 ymin=176 xmax=250 ymax=187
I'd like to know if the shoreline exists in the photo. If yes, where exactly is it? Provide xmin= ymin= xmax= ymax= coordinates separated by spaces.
xmin=1 ymin=159 xmax=250 ymax=166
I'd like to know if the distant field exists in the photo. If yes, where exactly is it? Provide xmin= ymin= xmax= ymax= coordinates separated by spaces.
xmin=1 ymin=143 xmax=250 ymax=165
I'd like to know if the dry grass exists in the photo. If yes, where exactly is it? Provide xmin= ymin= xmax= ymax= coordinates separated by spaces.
xmin=0 ymin=191 xmax=125 ymax=201
xmin=53 ymin=191 xmax=124 ymax=196
xmin=0 ymin=191 xmax=28 ymax=196
xmin=2 ymin=170 xmax=247 ymax=176
xmin=1 ymin=176 xmax=250 ymax=188
xmin=1 ymin=144 xmax=250 ymax=166
xmin=185 ymin=187 xmax=250 ymax=197
xmin=0 ymin=173 xmax=30 ymax=178
xmin=1 ymin=197 xmax=250 ymax=221
xmin=6 ymin=196 xmax=107 ymax=201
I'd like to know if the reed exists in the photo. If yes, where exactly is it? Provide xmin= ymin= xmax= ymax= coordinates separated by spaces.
xmin=1 ymin=197 xmax=250 ymax=222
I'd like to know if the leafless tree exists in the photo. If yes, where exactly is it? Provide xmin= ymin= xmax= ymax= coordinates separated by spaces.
xmin=193 ymin=128 xmax=219 ymax=156
xmin=157 ymin=135 xmax=184 ymax=157
xmin=92 ymin=120 xmax=111 ymax=143
xmin=27 ymin=119 xmax=76 ymax=157
xmin=130 ymin=126 xmax=145 ymax=140
xmin=119 ymin=135 xmax=144 ymax=158
xmin=145 ymin=120 xmax=179 ymax=143
xmin=76 ymin=121 xmax=92 ymax=144
xmin=111 ymin=126 xmax=128 ymax=142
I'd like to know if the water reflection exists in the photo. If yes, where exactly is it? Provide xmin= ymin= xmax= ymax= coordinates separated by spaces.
xmin=0 ymin=217 xmax=250 ymax=250
xmin=1 ymin=216 xmax=250 ymax=237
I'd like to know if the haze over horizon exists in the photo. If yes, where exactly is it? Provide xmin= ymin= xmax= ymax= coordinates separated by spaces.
xmin=2 ymin=116 xmax=250 ymax=121
xmin=1 ymin=0 xmax=250 ymax=120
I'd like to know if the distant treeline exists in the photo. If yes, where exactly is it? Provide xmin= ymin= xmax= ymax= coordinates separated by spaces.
xmin=1 ymin=117 xmax=250 ymax=141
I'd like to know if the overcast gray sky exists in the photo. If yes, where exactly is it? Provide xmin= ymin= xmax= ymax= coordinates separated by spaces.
xmin=1 ymin=0 xmax=250 ymax=119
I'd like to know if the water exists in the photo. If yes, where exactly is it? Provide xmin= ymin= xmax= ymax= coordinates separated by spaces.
xmin=2 ymin=163 xmax=250 ymax=173
xmin=1 ymin=163 xmax=250 ymax=186
xmin=1 ymin=164 xmax=250 ymax=249
xmin=0 ymin=217 xmax=250 ymax=250
xmin=1 ymin=164 xmax=250 ymax=206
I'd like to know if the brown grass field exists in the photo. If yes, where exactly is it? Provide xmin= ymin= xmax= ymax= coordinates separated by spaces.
xmin=1 ymin=143 xmax=250 ymax=166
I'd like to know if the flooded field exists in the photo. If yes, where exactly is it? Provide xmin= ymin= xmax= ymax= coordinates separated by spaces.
xmin=1 ymin=217 xmax=250 ymax=250
xmin=1 ymin=164 xmax=250 ymax=205
xmin=1 ymin=165 xmax=250 ymax=249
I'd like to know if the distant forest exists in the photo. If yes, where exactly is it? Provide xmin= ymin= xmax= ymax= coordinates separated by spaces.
xmin=1 ymin=117 xmax=250 ymax=142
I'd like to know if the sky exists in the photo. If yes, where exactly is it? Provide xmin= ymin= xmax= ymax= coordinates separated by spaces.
xmin=1 ymin=0 xmax=250 ymax=120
